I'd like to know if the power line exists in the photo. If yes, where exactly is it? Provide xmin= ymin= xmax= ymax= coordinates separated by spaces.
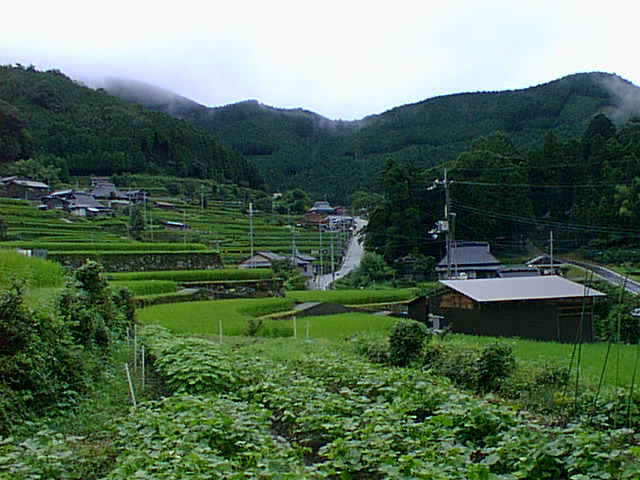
xmin=453 ymin=180 xmax=624 ymax=189
xmin=452 ymin=201 xmax=640 ymax=237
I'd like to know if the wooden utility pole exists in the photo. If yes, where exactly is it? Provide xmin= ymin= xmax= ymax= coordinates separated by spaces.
xmin=249 ymin=202 xmax=254 ymax=268
xmin=444 ymin=168 xmax=452 ymax=279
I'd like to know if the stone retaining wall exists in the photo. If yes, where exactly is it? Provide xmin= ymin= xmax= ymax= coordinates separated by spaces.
xmin=49 ymin=252 xmax=223 ymax=272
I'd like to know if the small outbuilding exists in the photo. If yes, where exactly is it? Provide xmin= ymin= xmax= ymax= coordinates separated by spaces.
xmin=2 ymin=178 xmax=50 ymax=200
xmin=239 ymin=250 xmax=316 ymax=277
xmin=429 ymin=276 xmax=606 ymax=342
xmin=239 ymin=251 xmax=287 ymax=269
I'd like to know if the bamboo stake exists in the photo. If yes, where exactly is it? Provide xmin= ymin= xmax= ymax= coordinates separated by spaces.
xmin=133 ymin=324 xmax=138 ymax=372
xmin=141 ymin=345 xmax=145 ymax=392
xmin=124 ymin=363 xmax=136 ymax=408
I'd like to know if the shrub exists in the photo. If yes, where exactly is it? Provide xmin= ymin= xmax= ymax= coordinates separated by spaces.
xmin=420 ymin=342 xmax=516 ymax=394
xmin=108 ymin=268 xmax=273 ymax=282
xmin=109 ymin=280 xmax=178 ymax=296
xmin=474 ymin=343 xmax=516 ymax=393
xmin=0 ymin=282 xmax=101 ymax=434
xmin=57 ymin=261 xmax=131 ymax=351
xmin=349 ymin=333 xmax=391 ymax=364
xmin=245 ymin=318 xmax=263 ymax=337
xmin=360 ymin=341 xmax=390 ymax=364
xmin=388 ymin=319 xmax=430 ymax=366
xmin=420 ymin=343 xmax=478 ymax=389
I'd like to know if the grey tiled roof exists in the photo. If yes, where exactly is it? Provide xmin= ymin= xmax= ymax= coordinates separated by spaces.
xmin=437 ymin=243 xmax=500 ymax=268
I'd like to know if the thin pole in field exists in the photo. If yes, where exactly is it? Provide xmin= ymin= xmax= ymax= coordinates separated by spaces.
xmin=293 ymin=316 xmax=297 ymax=338
xmin=306 ymin=318 xmax=310 ymax=339
xmin=219 ymin=319 xmax=223 ymax=344
xmin=133 ymin=324 xmax=137 ymax=372
xmin=141 ymin=345 xmax=145 ymax=392
xmin=124 ymin=363 xmax=137 ymax=408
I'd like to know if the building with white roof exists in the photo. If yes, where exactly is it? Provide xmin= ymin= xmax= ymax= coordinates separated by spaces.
xmin=429 ymin=276 xmax=606 ymax=342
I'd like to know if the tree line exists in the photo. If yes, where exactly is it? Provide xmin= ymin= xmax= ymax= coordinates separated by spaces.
xmin=363 ymin=114 xmax=640 ymax=265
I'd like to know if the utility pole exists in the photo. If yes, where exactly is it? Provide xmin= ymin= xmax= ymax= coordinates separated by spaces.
xmin=444 ymin=168 xmax=452 ymax=279
xmin=319 ymin=226 xmax=323 ymax=278
xmin=249 ymin=202 xmax=254 ymax=268
xmin=330 ymin=229 xmax=335 ymax=285
xmin=549 ymin=230 xmax=554 ymax=275
xmin=428 ymin=168 xmax=453 ymax=279
xmin=182 ymin=210 xmax=186 ymax=243
xmin=143 ymin=194 xmax=147 ymax=234
xmin=200 ymin=184 xmax=204 ymax=210
xmin=289 ymin=208 xmax=297 ymax=265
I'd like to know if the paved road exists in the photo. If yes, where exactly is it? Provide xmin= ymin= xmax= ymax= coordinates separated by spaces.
xmin=534 ymin=254 xmax=640 ymax=294
xmin=311 ymin=217 xmax=368 ymax=290
xmin=563 ymin=258 xmax=640 ymax=294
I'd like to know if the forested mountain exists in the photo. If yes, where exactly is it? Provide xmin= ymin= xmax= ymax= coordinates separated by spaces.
xmin=0 ymin=65 xmax=264 ymax=189
xmin=106 ymin=72 xmax=640 ymax=202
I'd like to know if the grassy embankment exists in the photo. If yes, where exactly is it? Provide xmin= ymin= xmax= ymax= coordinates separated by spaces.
xmin=0 ymin=249 xmax=65 ymax=310
xmin=447 ymin=333 xmax=640 ymax=388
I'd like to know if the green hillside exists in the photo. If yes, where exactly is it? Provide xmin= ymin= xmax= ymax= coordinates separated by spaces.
xmin=106 ymin=72 xmax=640 ymax=201
xmin=0 ymin=65 xmax=264 ymax=189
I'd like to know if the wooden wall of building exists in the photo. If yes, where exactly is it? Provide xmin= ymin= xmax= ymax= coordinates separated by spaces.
xmin=429 ymin=292 xmax=594 ymax=342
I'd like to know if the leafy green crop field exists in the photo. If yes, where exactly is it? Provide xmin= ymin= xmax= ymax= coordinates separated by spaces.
xmin=94 ymin=326 xmax=640 ymax=479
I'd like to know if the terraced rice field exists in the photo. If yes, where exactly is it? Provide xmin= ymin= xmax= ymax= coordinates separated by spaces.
xmin=0 ymin=195 xmax=349 ymax=268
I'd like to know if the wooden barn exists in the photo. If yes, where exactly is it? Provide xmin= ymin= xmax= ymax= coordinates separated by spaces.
xmin=428 ymin=276 xmax=606 ymax=342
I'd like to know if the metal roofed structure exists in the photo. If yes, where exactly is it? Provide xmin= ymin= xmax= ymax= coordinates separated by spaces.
xmin=441 ymin=276 xmax=606 ymax=303
xmin=430 ymin=275 xmax=607 ymax=342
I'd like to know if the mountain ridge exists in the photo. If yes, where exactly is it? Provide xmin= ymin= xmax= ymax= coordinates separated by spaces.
xmin=17 ymin=68 xmax=640 ymax=202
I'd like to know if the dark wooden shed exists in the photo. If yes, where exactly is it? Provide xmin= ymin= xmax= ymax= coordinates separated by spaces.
xmin=407 ymin=296 xmax=429 ymax=323
xmin=428 ymin=276 xmax=606 ymax=342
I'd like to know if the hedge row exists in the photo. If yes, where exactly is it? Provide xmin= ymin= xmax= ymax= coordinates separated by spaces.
xmin=109 ymin=280 xmax=178 ymax=296
xmin=108 ymin=268 xmax=274 ymax=282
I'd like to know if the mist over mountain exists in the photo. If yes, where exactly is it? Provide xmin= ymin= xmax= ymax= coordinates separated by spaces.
xmin=0 ymin=65 xmax=264 ymax=189
xmin=104 ymin=72 xmax=640 ymax=202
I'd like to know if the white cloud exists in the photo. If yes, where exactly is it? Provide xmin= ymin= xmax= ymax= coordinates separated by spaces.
xmin=1 ymin=0 xmax=639 ymax=119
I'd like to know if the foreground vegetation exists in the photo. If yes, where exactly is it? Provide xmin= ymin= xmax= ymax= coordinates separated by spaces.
xmin=0 ymin=260 xmax=134 ymax=436
xmin=7 ymin=325 xmax=638 ymax=479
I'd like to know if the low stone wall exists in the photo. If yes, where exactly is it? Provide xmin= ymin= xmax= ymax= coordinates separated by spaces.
xmin=49 ymin=252 xmax=223 ymax=272
xmin=133 ymin=279 xmax=285 ymax=307
xmin=184 ymin=279 xmax=284 ymax=298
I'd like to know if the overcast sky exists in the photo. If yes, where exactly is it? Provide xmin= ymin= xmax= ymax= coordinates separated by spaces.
xmin=2 ymin=0 xmax=639 ymax=120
